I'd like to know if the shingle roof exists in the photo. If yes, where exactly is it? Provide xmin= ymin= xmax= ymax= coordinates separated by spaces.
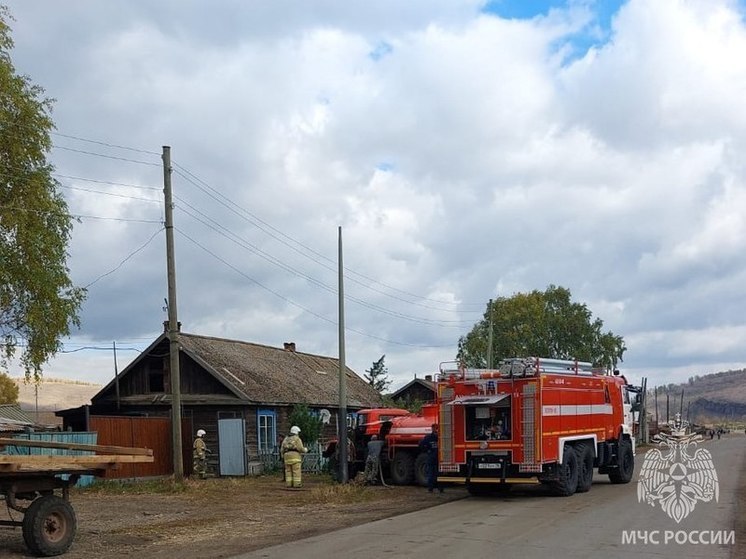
xmin=178 ymin=334 xmax=382 ymax=408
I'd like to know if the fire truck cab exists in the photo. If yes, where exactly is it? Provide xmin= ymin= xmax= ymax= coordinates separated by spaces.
xmin=436 ymin=357 xmax=637 ymax=496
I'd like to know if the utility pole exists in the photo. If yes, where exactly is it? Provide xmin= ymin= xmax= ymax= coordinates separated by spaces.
xmin=337 ymin=226 xmax=348 ymax=483
xmin=486 ymin=299 xmax=493 ymax=369
xmin=113 ymin=341 xmax=120 ymax=411
xmin=163 ymin=146 xmax=183 ymax=480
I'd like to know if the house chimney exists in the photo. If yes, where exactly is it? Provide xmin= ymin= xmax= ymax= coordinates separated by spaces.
xmin=425 ymin=375 xmax=433 ymax=382
xmin=284 ymin=342 xmax=296 ymax=352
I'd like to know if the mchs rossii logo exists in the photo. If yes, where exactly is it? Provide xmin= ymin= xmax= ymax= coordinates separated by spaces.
xmin=637 ymin=414 xmax=719 ymax=523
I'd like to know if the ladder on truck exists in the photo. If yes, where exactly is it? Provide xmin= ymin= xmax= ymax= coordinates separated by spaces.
xmin=500 ymin=357 xmax=596 ymax=377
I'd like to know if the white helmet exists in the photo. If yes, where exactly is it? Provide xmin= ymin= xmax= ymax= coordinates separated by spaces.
xmin=197 ymin=429 xmax=206 ymax=437
xmin=290 ymin=426 xmax=301 ymax=435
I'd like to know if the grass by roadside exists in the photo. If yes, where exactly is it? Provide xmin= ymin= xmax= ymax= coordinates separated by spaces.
xmin=79 ymin=474 xmax=394 ymax=505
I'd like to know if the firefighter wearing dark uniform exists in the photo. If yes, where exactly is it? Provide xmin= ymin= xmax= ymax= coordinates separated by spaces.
xmin=419 ymin=423 xmax=442 ymax=492
xmin=281 ymin=426 xmax=308 ymax=488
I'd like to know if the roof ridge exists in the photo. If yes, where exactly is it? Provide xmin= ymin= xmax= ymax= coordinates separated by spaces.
xmin=181 ymin=332 xmax=342 ymax=361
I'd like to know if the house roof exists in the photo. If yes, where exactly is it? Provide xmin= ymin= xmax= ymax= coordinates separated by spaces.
xmin=390 ymin=377 xmax=436 ymax=399
xmin=95 ymin=333 xmax=382 ymax=409
xmin=0 ymin=404 xmax=35 ymax=431
xmin=0 ymin=404 xmax=35 ymax=424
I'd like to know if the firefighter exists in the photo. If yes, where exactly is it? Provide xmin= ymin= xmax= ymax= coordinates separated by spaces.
xmin=364 ymin=434 xmax=384 ymax=484
xmin=419 ymin=423 xmax=442 ymax=493
xmin=281 ymin=425 xmax=308 ymax=488
xmin=193 ymin=429 xmax=209 ymax=479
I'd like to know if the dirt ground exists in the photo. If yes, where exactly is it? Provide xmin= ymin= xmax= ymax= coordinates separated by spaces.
xmin=0 ymin=475 xmax=466 ymax=558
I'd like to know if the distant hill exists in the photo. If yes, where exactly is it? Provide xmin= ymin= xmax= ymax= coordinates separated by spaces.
xmin=12 ymin=377 xmax=101 ymax=413
xmin=651 ymin=369 xmax=746 ymax=425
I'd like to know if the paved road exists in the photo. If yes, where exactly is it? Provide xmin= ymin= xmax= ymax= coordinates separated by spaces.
xmin=236 ymin=435 xmax=744 ymax=559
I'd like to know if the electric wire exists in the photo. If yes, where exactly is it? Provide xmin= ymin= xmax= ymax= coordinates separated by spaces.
xmin=52 ymin=145 xmax=161 ymax=167
xmin=50 ymin=132 xmax=161 ymax=156
xmin=53 ymin=173 xmax=161 ymax=191
xmin=40 ymin=131 xmax=477 ymax=312
xmin=83 ymin=226 xmax=164 ymax=289
xmin=175 ymin=227 xmax=455 ymax=348
xmin=59 ymin=184 xmax=161 ymax=203
xmin=0 ymin=205 xmax=162 ymax=224
xmin=176 ymin=199 xmax=469 ymax=327
xmin=172 ymin=163 xmax=482 ymax=312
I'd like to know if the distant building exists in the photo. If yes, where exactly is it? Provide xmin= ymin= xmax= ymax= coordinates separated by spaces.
xmin=0 ymin=404 xmax=35 ymax=432
xmin=390 ymin=375 xmax=436 ymax=406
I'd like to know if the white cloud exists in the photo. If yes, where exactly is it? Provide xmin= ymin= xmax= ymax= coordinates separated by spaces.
xmin=3 ymin=0 xmax=746 ymax=391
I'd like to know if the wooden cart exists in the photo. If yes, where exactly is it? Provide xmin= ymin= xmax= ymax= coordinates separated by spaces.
xmin=0 ymin=438 xmax=154 ymax=557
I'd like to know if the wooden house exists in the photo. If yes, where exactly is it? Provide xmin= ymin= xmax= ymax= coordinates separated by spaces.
xmin=389 ymin=376 xmax=436 ymax=406
xmin=57 ymin=332 xmax=382 ymax=476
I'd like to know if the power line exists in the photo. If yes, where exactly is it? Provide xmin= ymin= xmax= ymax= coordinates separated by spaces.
xmin=176 ymin=200 xmax=469 ymax=327
xmin=0 ymin=205 xmax=162 ymax=224
xmin=53 ymin=173 xmax=161 ymax=191
xmin=52 ymin=145 xmax=161 ymax=167
xmin=172 ymin=164 xmax=482 ymax=313
xmin=59 ymin=184 xmax=161 ymax=203
xmin=59 ymin=346 xmax=140 ymax=353
xmin=83 ymin=226 xmax=164 ymax=289
xmin=176 ymin=227 xmax=454 ymax=348
xmin=50 ymin=132 xmax=161 ymax=156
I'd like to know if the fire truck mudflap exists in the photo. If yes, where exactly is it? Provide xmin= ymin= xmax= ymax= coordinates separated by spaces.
xmin=435 ymin=357 xmax=638 ymax=497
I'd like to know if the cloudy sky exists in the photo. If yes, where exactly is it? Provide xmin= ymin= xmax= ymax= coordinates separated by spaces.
xmin=4 ymin=0 xmax=746 ymax=390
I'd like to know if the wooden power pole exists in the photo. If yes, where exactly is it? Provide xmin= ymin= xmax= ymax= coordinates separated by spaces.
xmin=337 ymin=226 xmax=348 ymax=483
xmin=163 ymin=146 xmax=183 ymax=480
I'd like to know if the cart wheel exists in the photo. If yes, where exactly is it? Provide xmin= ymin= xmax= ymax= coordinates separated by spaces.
xmin=22 ymin=495 xmax=77 ymax=557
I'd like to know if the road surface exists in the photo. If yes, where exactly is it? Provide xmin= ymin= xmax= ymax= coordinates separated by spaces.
xmin=235 ymin=434 xmax=744 ymax=559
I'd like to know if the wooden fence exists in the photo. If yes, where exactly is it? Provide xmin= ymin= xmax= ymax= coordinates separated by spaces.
xmin=258 ymin=442 xmax=328 ymax=474
xmin=90 ymin=416 xmax=192 ymax=478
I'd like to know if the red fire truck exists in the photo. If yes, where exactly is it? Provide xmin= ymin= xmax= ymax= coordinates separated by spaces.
xmin=436 ymin=357 xmax=637 ymax=496
xmin=324 ymin=406 xmax=438 ymax=485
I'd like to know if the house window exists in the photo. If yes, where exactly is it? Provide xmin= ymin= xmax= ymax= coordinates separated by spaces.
xmin=257 ymin=409 xmax=276 ymax=453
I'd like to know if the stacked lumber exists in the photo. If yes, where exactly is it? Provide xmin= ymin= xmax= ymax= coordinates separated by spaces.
xmin=0 ymin=438 xmax=154 ymax=474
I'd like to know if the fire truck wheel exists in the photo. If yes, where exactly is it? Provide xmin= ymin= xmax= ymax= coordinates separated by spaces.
xmin=608 ymin=439 xmax=634 ymax=484
xmin=575 ymin=442 xmax=594 ymax=493
xmin=551 ymin=445 xmax=579 ymax=497
xmin=390 ymin=452 xmax=415 ymax=485
xmin=414 ymin=453 xmax=429 ymax=487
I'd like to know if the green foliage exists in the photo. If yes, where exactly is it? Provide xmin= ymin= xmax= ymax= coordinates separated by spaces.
xmin=0 ymin=7 xmax=85 ymax=381
xmin=364 ymin=354 xmax=391 ymax=393
xmin=288 ymin=403 xmax=323 ymax=446
xmin=394 ymin=397 xmax=424 ymax=414
xmin=458 ymin=285 xmax=626 ymax=371
xmin=0 ymin=371 xmax=18 ymax=404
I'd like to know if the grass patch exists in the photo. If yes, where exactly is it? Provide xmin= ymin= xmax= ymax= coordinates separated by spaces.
xmin=307 ymin=483 xmax=378 ymax=505
xmin=81 ymin=477 xmax=191 ymax=495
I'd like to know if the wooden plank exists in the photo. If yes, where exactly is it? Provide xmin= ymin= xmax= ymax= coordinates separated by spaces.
xmin=0 ymin=455 xmax=154 ymax=465
xmin=0 ymin=437 xmax=153 ymax=456
xmin=0 ymin=454 xmax=154 ymax=475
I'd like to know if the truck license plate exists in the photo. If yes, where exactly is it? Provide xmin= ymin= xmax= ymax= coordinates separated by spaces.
xmin=478 ymin=463 xmax=499 ymax=469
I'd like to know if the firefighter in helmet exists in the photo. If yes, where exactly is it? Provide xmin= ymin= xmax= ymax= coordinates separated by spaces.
xmin=281 ymin=425 xmax=308 ymax=488
xmin=193 ymin=429 xmax=209 ymax=479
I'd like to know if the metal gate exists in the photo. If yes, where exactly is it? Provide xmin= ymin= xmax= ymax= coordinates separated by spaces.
xmin=218 ymin=418 xmax=246 ymax=476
